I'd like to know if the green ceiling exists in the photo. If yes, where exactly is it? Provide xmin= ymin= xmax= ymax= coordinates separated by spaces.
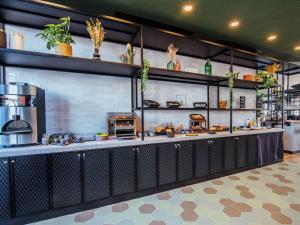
xmin=49 ymin=0 xmax=300 ymax=61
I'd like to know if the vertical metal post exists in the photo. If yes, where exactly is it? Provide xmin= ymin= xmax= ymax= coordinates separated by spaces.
xmin=217 ymin=81 xmax=220 ymax=109
xmin=207 ymin=83 xmax=210 ymax=130
xmin=281 ymin=62 xmax=285 ymax=128
xmin=0 ymin=22 xmax=5 ymax=84
xmin=0 ymin=66 xmax=5 ymax=84
xmin=140 ymin=25 xmax=145 ymax=140
xmin=255 ymin=88 xmax=258 ymax=122
xmin=229 ymin=49 xmax=233 ymax=133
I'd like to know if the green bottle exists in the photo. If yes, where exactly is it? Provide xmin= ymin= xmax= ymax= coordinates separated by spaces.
xmin=205 ymin=59 xmax=212 ymax=75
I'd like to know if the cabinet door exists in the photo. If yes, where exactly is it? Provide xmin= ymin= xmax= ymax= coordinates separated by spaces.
xmin=137 ymin=145 xmax=157 ymax=191
xmin=158 ymin=142 xmax=177 ymax=186
xmin=195 ymin=140 xmax=209 ymax=177
xmin=224 ymin=137 xmax=236 ymax=171
xmin=236 ymin=136 xmax=247 ymax=168
xmin=0 ymin=158 xmax=10 ymax=221
xmin=84 ymin=149 xmax=110 ymax=202
xmin=14 ymin=155 xmax=49 ymax=217
xmin=210 ymin=139 xmax=223 ymax=174
xmin=112 ymin=147 xmax=135 ymax=196
xmin=177 ymin=141 xmax=194 ymax=181
xmin=51 ymin=153 xmax=82 ymax=209
xmin=248 ymin=135 xmax=258 ymax=166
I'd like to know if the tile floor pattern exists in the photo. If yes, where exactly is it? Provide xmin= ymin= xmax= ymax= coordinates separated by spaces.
xmin=30 ymin=154 xmax=300 ymax=225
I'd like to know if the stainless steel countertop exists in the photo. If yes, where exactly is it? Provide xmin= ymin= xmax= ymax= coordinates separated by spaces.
xmin=0 ymin=128 xmax=283 ymax=157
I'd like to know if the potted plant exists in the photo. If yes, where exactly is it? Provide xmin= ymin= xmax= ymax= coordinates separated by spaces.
xmin=256 ymin=63 xmax=279 ymax=88
xmin=86 ymin=18 xmax=105 ymax=60
xmin=36 ymin=17 xmax=75 ymax=57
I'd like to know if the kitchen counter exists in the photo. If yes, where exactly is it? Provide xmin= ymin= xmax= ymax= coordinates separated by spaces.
xmin=0 ymin=128 xmax=283 ymax=157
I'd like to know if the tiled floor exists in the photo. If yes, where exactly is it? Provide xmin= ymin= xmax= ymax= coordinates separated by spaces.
xmin=30 ymin=154 xmax=300 ymax=225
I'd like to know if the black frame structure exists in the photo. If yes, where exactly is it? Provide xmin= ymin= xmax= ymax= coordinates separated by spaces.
xmin=0 ymin=0 xmax=293 ymax=140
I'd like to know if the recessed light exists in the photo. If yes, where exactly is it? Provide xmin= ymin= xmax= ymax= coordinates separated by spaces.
xmin=229 ymin=20 xmax=240 ymax=28
xmin=294 ymin=45 xmax=300 ymax=51
xmin=267 ymin=34 xmax=277 ymax=41
xmin=182 ymin=4 xmax=194 ymax=13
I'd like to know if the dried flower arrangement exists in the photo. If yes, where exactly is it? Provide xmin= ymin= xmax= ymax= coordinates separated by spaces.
xmin=167 ymin=43 xmax=178 ymax=70
xmin=86 ymin=18 xmax=105 ymax=60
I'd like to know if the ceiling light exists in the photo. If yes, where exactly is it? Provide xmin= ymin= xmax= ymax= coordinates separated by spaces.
xmin=267 ymin=34 xmax=277 ymax=41
xmin=229 ymin=21 xmax=240 ymax=28
xmin=294 ymin=45 xmax=300 ymax=51
xmin=182 ymin=4 xmax=194 ymax=13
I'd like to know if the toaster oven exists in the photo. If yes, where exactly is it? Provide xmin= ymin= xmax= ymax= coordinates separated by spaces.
xmin=107 ymin=112 xmax=136 ymax=139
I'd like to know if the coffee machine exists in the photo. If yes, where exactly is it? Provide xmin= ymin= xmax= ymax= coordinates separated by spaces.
xmin=0 ymin=83 xmax=45 ymax=147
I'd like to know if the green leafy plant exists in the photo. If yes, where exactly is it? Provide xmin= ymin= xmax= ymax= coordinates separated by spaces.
xmin=226 ymin=71 xmax=237 ymax=109
xmin=141 ymin=59 xmax=150 ymax=93
xmin=36 ymin=17 xmax=75 ymax=50
xmin=257 ymin=71 xmax=277 ymax=88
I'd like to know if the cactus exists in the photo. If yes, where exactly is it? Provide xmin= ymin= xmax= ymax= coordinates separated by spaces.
xmin=126 ymin=43 xmax=136 ymax=64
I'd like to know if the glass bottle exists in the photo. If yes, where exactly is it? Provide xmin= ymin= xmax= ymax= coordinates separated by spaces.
xmin=205 ymin=59 xmax=212 ymax=75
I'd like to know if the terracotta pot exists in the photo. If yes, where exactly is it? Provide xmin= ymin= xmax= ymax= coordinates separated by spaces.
xmin=55 ymin=42 xmax=72 ymax=57
xmin=0 ymin=29 xmax=7 ymax=48
xmin=243 ymin=74 xmax=254 ymax=81
xmin=219 ymin=100 xmax=228 ymax=109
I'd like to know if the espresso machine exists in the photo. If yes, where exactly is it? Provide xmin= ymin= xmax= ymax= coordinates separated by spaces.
xmin=0 ymin=83 xmax=45 ymax=147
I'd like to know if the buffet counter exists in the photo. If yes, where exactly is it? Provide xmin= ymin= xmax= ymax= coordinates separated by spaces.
xmin=0 ymin=128 xmax=283 ymax=225
xmin=0 ymin=128 xmax=283 ymax=157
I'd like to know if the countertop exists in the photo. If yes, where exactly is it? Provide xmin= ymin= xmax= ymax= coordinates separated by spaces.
xmin=0 ymin=128 xmax=283 ymax=157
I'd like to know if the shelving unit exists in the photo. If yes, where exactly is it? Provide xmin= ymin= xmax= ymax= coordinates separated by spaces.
xmin=0 ymin=0 xmax=289 ymax=140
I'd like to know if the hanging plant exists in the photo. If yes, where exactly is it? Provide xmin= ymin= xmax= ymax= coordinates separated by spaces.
xmin=141 ymin=59 xmax=150 ymax=93
xmin=226 ymin=71 xmax=235 ymax=94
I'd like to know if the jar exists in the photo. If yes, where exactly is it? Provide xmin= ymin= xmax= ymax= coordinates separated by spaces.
xmin=0 ymin=29 xmax=7 ymax=48
xmin=9 ymin=32 xmax=24 ymax=50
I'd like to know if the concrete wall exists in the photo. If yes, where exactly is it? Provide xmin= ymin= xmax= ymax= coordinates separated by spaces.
xmin=4 ymin=24 xmax=259 ymax=133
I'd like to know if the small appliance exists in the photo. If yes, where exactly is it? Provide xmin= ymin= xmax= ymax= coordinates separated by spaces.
xmin=107 ymin=112 xmax=136 ymax=139
xmin=0 ymin=83 xmax=45 ymax=147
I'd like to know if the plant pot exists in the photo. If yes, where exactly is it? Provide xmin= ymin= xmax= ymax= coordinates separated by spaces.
xmin=0 ymin=29 xmax=7 ymax=48
xmin=55 ymin=42 xmax=72 ymax=57
xmin=219 ymin=100 xmax=228 ymax=109
xmin=93 ymin=48 xmax=101 ymax=60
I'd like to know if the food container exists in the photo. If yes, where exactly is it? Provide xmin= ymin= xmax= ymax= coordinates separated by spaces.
xmin=193 ymin=102 xmax=207 ymax=109
xmin=243 ymin=74 xmax=254 ymax=81
xmin=144 ymin=99 xmax=160 ymax=108
xmin=166 ymin=101 xmax=181 ymax=108
xmin=219 ymin=100 xmax=227 ymax=109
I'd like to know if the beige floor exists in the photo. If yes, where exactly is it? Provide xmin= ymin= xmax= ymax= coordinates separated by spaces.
xmin=30 ymin=153 xmax=300 ymax=225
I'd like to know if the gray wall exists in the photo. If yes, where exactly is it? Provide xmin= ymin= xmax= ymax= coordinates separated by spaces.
xmin=5 ymin=24 xmax=262 ymax=133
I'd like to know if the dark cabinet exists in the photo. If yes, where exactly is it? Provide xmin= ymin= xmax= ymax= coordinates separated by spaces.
xmin=177 ymin=141 xmax=194 ymax=181
xmin=51 ymin=152 xmax=82 ymax=209
xmin=14 ymin=155 xmax=49 ymax=217
xmin=112 ymin=146 xmax=135 ymax=196
xmin=158 ymin=142 xmax=177 ymax=186
xmin=209 ymin=139 xmax=223 ymax=174
xmin=224 ymin=137 xmax=236 ymax=171
xmin=83 ymin=149 xmax=110 ymax=202
xmin=236 ymin=136 xmax=247 ymax=168
xmin=248 ymin=135 xmax=258 ymax=166
xmin=0 ymin=158 xmax=10 ymax=221
xmin=137 ymin=145 xmax=157 ymax=191
xmin=195 ymin=140 xmax=209 ymax=177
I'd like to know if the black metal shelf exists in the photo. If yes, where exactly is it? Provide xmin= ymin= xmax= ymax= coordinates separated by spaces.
xmin=0 ymin=48 xmax=140 ymax=77
xmin=0 ymin=1 xmax=140 ymax=45
xmin=138 ymin=67 xmax=264 ymax=90
xmin=134 ymin=107 xmax=258 ymax=111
